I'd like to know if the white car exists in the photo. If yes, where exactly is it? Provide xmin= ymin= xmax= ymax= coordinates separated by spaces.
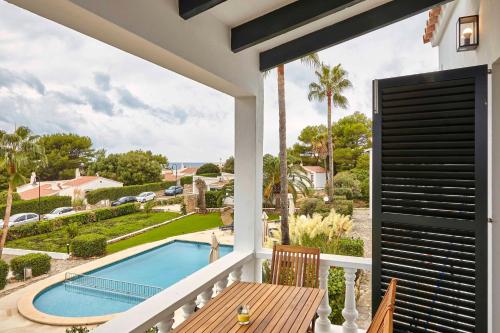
xmin=43 ymin=207 xmax=76 ymax=220
xmin=136 ymin=191 xmax=156 ymax=203
xmin=0 ymin=213 xmax=40 ymax=227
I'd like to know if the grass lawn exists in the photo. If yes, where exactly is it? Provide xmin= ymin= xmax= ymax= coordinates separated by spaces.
xmin=107 ymin=213 xmax=223 ymax=254
xmin=7 ymin=211 xmax=180 ymax=253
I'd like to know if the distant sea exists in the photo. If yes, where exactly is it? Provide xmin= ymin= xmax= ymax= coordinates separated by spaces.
xmin=168 ymin=162 xmax=212 ymax=169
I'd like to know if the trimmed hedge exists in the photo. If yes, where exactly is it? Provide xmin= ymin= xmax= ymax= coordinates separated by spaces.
xmin=180 ymin=176 xmax=192 ymax=186
xmin=10 ymin=253 xmax=51 ymax=279
xmin=156 ymin=196 xmax=183 ymax=206
xmin=86 ymin=182 xmax=176 ymax=204
xmin=6 ymin=203 xmax=139 ymax=241
xmin=298 ymin=196 xmax=353 ymax=217
xmin=205 ymin=190 xmax=223 ymax=208
xmin=0 ymin=196 xmax=72 ymax=217
xmin=196 ymin=163 xmax=220 ymax=175
xmin=332 ymin=197 xmax=353 ymax=216
xmin=0 ymin=259 xmax=7 ymax=290
xmin=71 ymin=234 xmax=107 ymax=258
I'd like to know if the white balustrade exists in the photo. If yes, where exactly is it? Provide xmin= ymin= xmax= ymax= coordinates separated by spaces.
xmin=198 ymin=286 xmax=214 ymax=308
xmin=181 ymin=298 xmax=197 ymax=321
xmin=230 ymin=267 xmax=243 ymax=283
xmin=342 ymin=268 xmax=359 ymax=333
xmin=215 ymin=275 xmax=229 ymax=294
xmin=315 ymin=264 xmax=333 ymax=333
xmin=157 ymin=313 xmax=174 ymax=333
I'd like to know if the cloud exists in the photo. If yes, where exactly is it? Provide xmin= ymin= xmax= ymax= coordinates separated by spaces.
xmin=80 ymin=87 xmax=115 ymax=115
xmin=116 ymin=87 xmax=148 ymax=109
xmin=94 ymin=72 xmax=111 ymax=91
xmin=0 ymin=67 xmax=46 ymax=95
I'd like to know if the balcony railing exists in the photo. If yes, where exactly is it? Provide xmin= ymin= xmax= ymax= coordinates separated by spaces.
xmin=93 ymin=250 xmax=372 ymax=333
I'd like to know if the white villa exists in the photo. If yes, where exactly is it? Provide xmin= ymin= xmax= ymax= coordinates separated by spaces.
xmin=302 ymin=166 xmax=327 ymax=190
xmin=4 ymin=0 xmax=500 ymax=332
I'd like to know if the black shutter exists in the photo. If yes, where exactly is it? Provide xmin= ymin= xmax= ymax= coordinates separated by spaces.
xmin=372 ymin=65 xmax=488 ymax=333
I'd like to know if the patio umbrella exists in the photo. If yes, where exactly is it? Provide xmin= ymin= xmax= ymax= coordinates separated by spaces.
xmin=209 ymin=233 xmax=220 ymax=263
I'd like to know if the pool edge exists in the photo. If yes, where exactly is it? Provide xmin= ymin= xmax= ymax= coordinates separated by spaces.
xmin=17 ymin=232 xmax=232 ymax=326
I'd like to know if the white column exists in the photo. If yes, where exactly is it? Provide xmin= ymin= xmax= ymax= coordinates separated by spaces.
xmin=181 ymin=299 xmax=197 ymax=321
xmin=198 ymin=286 xmax=214 ymax=308
xmin=342 ymin=268 xmax=359 ymax=333
xmin=234 ymin=92 xmax=264 ymax=282
xmin=157 ymin=313 xmax=175 ymax=333
xmin=230 ymin=267 xmax=243 ymax=283
xmin=215 ymin=276 xmax=229 ymax=294
xmin=315 ymin=264 xmax=332 ymax=333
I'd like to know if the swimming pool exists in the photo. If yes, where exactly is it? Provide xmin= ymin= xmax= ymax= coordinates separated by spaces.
xmin=33 ymin=240 xmax=233 ymax=317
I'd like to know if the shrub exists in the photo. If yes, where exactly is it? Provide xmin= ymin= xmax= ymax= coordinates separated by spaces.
xmin=66 ymin=223 xmax=79 ymax=239
xmin=66 ymin=327 xmax=90 ymax=333
xmin=86 ymin=182 xmax=176 ymax=204
xmin=0 ymin=191 xmax=21 ymax=204
xmin=196 ymin=163 xmax=220 ymax=175
xmin=180 ymin=176 xmax=193 ymax=186
xmin=333 ymin=187 xmax=353 ymax=200
xmin=205 ymin=190 xmax=223 ymax=208
xmin=299 ymin=198 xmax=324 ymax=217
xmin=333 ymin=171 xmax=361 ymax=199
xmin=0 ymin=259 xmax=8 ymax=290
xmin=156 ymin=196 xmax=183 ymax=206
xmin=10 ymin=253 xmax=51 ymax=279
xmin=71 ymin=234 xmax=107 ymax=258
xmin=197 ymin=173 xmax=220 ymax=178
xmin=0 ymin=196 xmax=72 ymax=217
xmin=332 ymin=198 xmax=353 ymax=216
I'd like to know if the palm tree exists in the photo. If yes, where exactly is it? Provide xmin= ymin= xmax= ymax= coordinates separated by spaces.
xmin=275 ymin=53 xmax=320 ymax=245
xmin=0 ymin=127 xmax=46 ymax=257
xmin=262 ymin=154 xmax=311 ymax=208
xmin=308 ymin=64 xmax=352 ymax=200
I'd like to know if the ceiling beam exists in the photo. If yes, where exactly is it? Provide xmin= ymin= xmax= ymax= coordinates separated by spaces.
xmin=260 ymin=0 xmax=453 ymax=71
xmin=231 ymin=0 xmax=365 ymax=53
xmin=179 ymin=0 xmax=226 ymax=20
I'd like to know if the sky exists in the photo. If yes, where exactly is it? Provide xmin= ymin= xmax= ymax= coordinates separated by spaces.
xmin=0 ymin=1 xmax=438 ymax=162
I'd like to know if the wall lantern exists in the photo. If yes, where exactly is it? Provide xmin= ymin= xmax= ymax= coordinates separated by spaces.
xmin=457 ymin=15 xmax=479 ymax=52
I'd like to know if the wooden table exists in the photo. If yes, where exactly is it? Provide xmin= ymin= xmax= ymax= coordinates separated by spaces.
xmin=172 ymin=282 xmax=325 ymax=333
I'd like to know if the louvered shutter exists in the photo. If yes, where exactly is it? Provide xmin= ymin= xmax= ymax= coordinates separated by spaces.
xmin=372 ymin=65 xmax=488 ymax=333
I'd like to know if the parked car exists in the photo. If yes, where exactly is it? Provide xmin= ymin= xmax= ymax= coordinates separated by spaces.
xmin=43 ymin=207 xmax=76 ymax=220
xmin=111 ymin=196 xmax=138 ymax=206
xmin=136 ymin=191 xmax=156 ymax=203
xmin=164 ymin=186 xmax=183 ymax=196
xmin=0 ymin=213 xmax=39 ymax=227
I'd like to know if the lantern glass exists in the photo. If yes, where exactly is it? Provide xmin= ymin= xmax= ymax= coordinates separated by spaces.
xmin=457 ymin=15 xmax=479 ymax=51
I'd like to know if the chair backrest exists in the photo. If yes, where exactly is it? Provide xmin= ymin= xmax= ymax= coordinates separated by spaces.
xmin=270 ymin=245 xmax=320 ymax=288
xmin=366 ymin=279 xmax=397 ymax=333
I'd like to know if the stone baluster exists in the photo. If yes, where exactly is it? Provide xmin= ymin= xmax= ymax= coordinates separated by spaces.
xmin=215 ymin=275 xmax=229 ymax=294
xmin=181 ymin=298 xmax=197 ymax=321
xmin=198 ymin=286 xmax=214 ymax=308
xmin=230 ymin=267 xmax=243 ymax=283
xmin=342 ymin=268 xmax=359 ymax=333
xmin=157 ymin=312 xmax=175 ymax=333
xmin=315 ymin=264 xmax=332 ymax=333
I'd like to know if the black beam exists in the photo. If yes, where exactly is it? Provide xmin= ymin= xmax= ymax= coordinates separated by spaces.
xmin=179 ymin=0 xmax=226 ymax=20
xmin=231 ymin=0 xmax=364 ymax=53
xmin=260 ymin=0 xmax=452 ymax=71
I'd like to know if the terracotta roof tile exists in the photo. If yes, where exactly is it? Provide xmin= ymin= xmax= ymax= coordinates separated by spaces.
xmin=63 ymin=176 xmax=99 ymax=187
xmin=18 ymin=184 xmax=59 ymax=200
xmin=423 ymin=6 xmax=442 ymax=44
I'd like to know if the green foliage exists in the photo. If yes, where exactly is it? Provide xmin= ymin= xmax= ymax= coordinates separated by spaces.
xmin=0 ymin=191 xmax=21 ymax=204
xmin=197 ymin=173 xmax=220 ymax=178
xmin=7 ymin=212 xmax=179 ymax=252
xmin=180 ymin=176 xmax=193 ymax=186
xmin=205 ymin=190 xmax=223 ymax=208
xmin=36 ymin=134 xmax=94 ymax=180
xmin=333 ymin=187 xmax=353 ymax=200
xmin=71 ymin=233 xmax=107 ymax=258
xmin=222 ymin=156 xmax=234 ymax=173
xmin=6 ymin=203 xmax=139 ymax=240
xmin=181 ymin=201 xmax=187 ymax=215
xmin=0 ymin=195 xmax=72 ymax=217
xmin=299 ymin=198 xmax=324 ymax=217
xmin=143 ymin=200 xmax=156 ymax=215
xmin=156 ymin=196 xmax=183 ymax=206
xmin=196 ymin=163 xmax=220 ymax=175
xmin=86 ymin=182 xmax=174 ymax=204
xmin=0 ymin=259 xmax=8 ymax=290
xmin=88 ymin=150 xmax=167 ymax=185
xmin=66 ymin=223 xmax=79 ymax=240
xmin=10 ymin=253 xmax=51 ymax=279
xmin=328 ymin=267 xmax=346 ymax=324
xmin=66 ymin=327 xmax=90 ymax=333
xmin=145 ymin=327 xmax=159 ymax=333
xmin=332 ymin=197 xmax=353 ymax=216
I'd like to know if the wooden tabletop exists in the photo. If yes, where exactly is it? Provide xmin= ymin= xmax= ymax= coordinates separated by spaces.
xmin=172 ymin=282 xmax=325 ymax=333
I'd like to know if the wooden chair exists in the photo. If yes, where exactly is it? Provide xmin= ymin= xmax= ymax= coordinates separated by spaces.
xmin=366 ymin=279 xmax=397 ymax=333
xmin=270 ymin=245 xmax=321 ymax=332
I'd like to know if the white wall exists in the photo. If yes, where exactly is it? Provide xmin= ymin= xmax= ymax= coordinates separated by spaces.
xmin=314 ymin=173 xmax=326 ymax=189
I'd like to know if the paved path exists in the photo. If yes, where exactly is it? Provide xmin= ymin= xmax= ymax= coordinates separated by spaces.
xmin=351 ymin=208 xmax=372 ymax=330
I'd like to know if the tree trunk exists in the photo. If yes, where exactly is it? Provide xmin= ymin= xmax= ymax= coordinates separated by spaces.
xmin=327 ymin=93 xmax=334 ymax=200
xmin=0 ymin=182 xmax=14 ymax=258
xmin=277 ymin=64 xmax=290 ymax=245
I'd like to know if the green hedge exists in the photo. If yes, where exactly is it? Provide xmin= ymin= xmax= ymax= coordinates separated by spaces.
xmin=180 ymin=176 xmax=192 ymax=186
xmin=197 ymin=173 xmax=220 ymax=178
xmin=205 ymin=190 xmax=223 ymax=208
xmin=10 ymin=253 xmax=51 ymax=279
xmin=333 ymin=187 xmax=353 ymax=200
xmin=6 ymin=203 xmax=139 ymax=241
xmin=0 ymin=191 xmax=21 ymax=204
xmin=71 ymin=234 xmax=107 ymax=258
xmin=156 ymin=196 xmax=183 ymax=206
xmin=332 ymin=198 xmax=353 ymax=216
xmin=0 ymin=259 xmax=7 ymax=290
xmin=0 ymin=196 xmax=72 ymax=217
xmin=86 ymin=182 xmax=176 ymax=204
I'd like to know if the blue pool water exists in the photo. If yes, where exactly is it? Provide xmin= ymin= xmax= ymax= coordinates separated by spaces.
xmin=33 ymin=240 xmax=233 ymax=317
